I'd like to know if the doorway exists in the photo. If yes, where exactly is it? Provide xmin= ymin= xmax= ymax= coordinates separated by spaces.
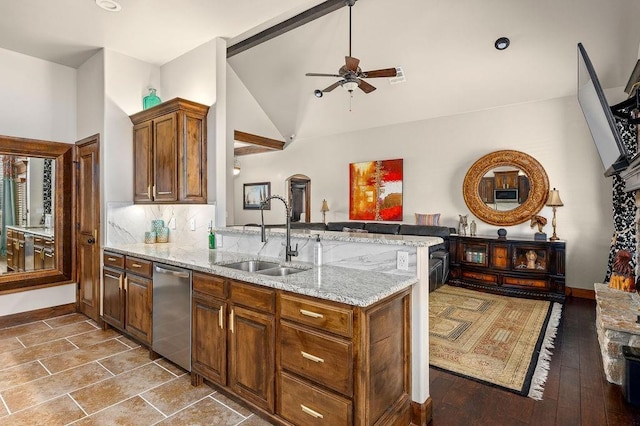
xmin=76 ymin=134 xmax=100 ymax=322
xmin=286 ymin=175 xmax=310 ymax=223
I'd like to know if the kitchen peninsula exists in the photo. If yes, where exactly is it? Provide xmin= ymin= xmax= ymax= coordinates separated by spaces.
xmin=104 ymin=226 xmax=441 ymax=425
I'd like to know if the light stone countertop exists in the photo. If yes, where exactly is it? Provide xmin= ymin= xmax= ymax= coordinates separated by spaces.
xmin=6 ymin=225 xmax=55 ymax=238
xmin=104 ymin=242 xmax=418 ymax=307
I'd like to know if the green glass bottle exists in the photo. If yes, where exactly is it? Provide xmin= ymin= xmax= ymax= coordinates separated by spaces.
xmin=143 ymin=88 xmax=161 ymax=109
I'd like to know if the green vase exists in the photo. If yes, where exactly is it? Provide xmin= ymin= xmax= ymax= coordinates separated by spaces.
xmin=143 ymin=88 xmax=161 ymax=109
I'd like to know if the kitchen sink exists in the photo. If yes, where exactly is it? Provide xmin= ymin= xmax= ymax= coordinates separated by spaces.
xmin=258 ymin=266 xmax=308 ymax=276
xmin=222 ymin=260 xmax=280 ymax=272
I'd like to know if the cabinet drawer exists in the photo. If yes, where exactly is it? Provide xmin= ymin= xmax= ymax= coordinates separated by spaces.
xmin=103 ymin=252 xmax=125 ymax=269
xmin=125 ymin=256 xmax=153 ymax=278
xmin=278 ymin=371 xmax=352 ymax=426
xmin=193 ymin=272 xmax=226 ymax=299
xmin=280 ymin=293 xmax=353 ymax=338
xmin=6 ymin=229 xmax=13 ymax=239
xmin=229 ymin=280 xmax=275 ymax=313
xmin=462 ymin=270 xmax=498 ymax=284
xmin=503 ymin=276 xmax=548 ymax=289
xmin=280 ymin=321 xmax=353 ymax=397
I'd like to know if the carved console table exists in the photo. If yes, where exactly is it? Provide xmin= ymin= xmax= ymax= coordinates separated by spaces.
xmin=594 ymin=283 xmax=640 ymax=384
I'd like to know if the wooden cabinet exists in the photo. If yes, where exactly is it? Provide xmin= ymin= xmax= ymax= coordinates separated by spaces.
xmin=478 ymin=177 xmax=495 ymax=203
xmin=494 ymin=170 xmax=519 ymax=189
xmin=130 ymin=98 xmax=209 ymax=204
xmin=191 ymin=273 xmax=412 ymax=425
xmin=450 ymin=235 xmax=566 ymax=302
xmin=101 ymin=251 xmax=153 ymax=345
xmin=6 ymin=229 xmax=15 ymax=272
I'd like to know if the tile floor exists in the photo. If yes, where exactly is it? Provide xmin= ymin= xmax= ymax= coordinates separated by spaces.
xmin=0 ymin=313 xmax=274 ymax=425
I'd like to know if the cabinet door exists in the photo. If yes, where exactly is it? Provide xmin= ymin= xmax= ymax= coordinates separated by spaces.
xmin=479 ymin=177 xmax=495 ymax=203
xmin=44 ymin=250 xmax=54 ymax=269
xmin=192 ymin=294 xmax=227 ymax=386
xmin=102 ymin=267 xmax=125 ymax=330
xmin=125 ymin=273 xmax=153 ymax=345
xmin=133 ymin=120 xmax=153 ymax=202
xmin=34 ymin=247 xmax=44 ymax=270
xmin=228 ymin=305 xmax=275 ymax=412
xmin=17 ymin=241 xmax=24 ymax=272
xmin=178 ymin=111 xmax=207 ymax=203
xmin=153 ymin=113 xmax=178 ymax=202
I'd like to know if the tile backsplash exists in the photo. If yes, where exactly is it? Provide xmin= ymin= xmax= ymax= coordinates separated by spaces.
xmin=106 ymin=202 xmax=216 ymax=248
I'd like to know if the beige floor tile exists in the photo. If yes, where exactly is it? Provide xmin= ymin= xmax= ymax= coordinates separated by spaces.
xmin=154 ymin=358 xmax=187 ymax=377
xmin=99 ymin=346 xmax=153 ymax=375
xmin=0 ymin=339 xmax=76 ymax=369
xmin=155 ymin=396 xmax=245 ymax=425
xmin=41 ymin=339 xmax=131 ymax=374
xmin=116 ymin=335 xmax=142 ymax=348
xmin=238 ymin=414 xmax=278 ymax=425
xmin=44 ymin=313 xmax=89 ymax=328
xmin=0 ymin=395 xmax=85 ymax=426
xmin=141 ymin=374 xmax=215 ymax=416
xmin=67 ymin=328 xmax=121 ymax=348
xmin=73 ymin=396 xmax=165 ymax=426
xmin=0 ymin=361 xmax=50 ymax=391
xmin=2 ymin=362 xmax=112 ymax=412
xmin=0 ymin=337 xmax=24 ymax=355
xmin=0 ymin=400 xmax=7 ymax=417
xmin=18 ymin=321 xmax=97 ymax=347
xmin=71 ymin=362 xmax=174 ymax=415
xmin=212 ymin=392 xmax=254 ymax=418
xmin=0 ymin=321 xmax=50 ymax=341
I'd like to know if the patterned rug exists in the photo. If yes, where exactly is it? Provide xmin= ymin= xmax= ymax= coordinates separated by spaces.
xmin=429 ymin=285 xmax=562 ymax=399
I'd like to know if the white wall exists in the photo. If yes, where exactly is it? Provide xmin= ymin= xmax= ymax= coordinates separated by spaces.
xmin=233 ymin=95 xmax=614 ymax=290
xmin=0 ymin=48 xmax=77 ymax=315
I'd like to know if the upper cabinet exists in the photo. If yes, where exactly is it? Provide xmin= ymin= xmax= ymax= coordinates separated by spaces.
xmin=130 ymin=98 xmax=209 ymax=204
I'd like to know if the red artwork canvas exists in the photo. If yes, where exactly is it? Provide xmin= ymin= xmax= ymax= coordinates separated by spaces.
xmin=349 ymin=159 xmax=403 ymax=221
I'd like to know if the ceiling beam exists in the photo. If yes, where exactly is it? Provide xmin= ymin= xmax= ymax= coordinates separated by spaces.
xmin=227 ymin=0 xmax=346 ymax=58
xmin=234 ymin=146 xmax=277 ymax=156
xmin=233 ymin=130 xmax=285 ymax=156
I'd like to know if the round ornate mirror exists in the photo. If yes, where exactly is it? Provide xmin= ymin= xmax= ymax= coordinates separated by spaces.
xmin=463 ymin=150 xmax=549 ymax=226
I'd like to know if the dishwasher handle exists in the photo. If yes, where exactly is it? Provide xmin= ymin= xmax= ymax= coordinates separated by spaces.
xmin=154 ymin=265 xmax=190 ymax=279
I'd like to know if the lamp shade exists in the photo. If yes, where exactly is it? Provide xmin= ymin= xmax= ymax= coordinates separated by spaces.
xmin=342 ymin=81 xmax=358 ymax=92
xmin=546 ymin=188 xmax=564 ymax=207
xmin=321 ymin=199 xmax=330 ymax=212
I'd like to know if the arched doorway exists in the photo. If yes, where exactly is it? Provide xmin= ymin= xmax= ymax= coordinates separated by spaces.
xmin=286 ymin=174 xmax=310 ymax=223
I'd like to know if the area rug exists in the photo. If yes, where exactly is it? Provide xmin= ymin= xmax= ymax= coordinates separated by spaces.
xmin=429 ymin=285 xmax=562 ymax=399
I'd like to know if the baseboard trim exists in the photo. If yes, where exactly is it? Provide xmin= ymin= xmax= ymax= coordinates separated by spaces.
xmin=565 ymin=287 xmax=595 ymax=300
xmin=0 ymin=303 xmax=76 ymax=328
xmin=411 ymin=397 xmax=432 ymax=426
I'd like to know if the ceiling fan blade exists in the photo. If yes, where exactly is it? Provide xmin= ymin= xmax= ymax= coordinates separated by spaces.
xmin=358 ymin=79 xmax=376 ymax=93
xmin=362 ymin=68 xmax=397 ymax=78
xmin=306 ymin=72 xmax=342 ymax=77
xmin=345 ymin=56 xmax=360 ymax=72
xmin=323 ymin=80 xmax=343 ymax=92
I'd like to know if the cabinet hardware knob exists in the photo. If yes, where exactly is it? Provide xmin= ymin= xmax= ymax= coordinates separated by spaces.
xmin=230 ymin=309 xmax=234 ymax=333
xmin=107 ymin=257 xmax=117 ymax=261
xmin=219 ymin=306 xmax=224 ymax=329
xmin=124 ymin=277 xmax=128 ymax=291
xmin=301 ymin=351 xmax=324 ymax=363
xmin=131 ymin=264 xmax=142 ymax=268
xmin=300 ymin=404 xmax=324 ymax=419
xmin=119 ymin=275 xmax=123 ymax=290
xmin=299 ymin=309 xmax=323 ymax=319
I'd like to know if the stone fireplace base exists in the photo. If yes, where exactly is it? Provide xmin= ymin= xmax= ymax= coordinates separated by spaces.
xmin=594 ymin=283 xmax=640 ymax=384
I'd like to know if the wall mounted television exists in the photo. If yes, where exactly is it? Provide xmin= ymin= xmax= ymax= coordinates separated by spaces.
xmin=577 ymin=43 xmax=630 ymax=177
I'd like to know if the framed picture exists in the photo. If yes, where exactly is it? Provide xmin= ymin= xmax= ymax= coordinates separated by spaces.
xmin=243 ymin=182 xmax=271 ymax=209
xmin=349 ymin=158 xmax=403 ymax=221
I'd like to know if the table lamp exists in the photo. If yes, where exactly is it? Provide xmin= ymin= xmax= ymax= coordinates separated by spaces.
xmin=321 ymin=199 xmax=330 ymax=224
xmin=546 ymin=188 xmax=564 ymax=241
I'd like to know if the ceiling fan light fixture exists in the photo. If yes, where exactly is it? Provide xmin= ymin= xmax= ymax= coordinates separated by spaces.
xmin=314 ymin=89 xmax=323 ymax=98
xmin=494 ymin=37 xmax=510 ymax=50
xmin=95 ymin=0 xmax=122 ymax=12
xmin=342 ymin=81 xmax=359 ymax=92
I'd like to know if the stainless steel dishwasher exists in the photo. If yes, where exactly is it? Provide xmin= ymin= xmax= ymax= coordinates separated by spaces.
xmin=152 ymin=263 xmax=192 ymax=371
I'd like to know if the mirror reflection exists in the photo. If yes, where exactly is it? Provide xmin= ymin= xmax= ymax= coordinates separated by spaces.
xmin=0 ymin=155 xmax=56 ymax=274
xmin=478 ymin=167 xmax=530 ymax=211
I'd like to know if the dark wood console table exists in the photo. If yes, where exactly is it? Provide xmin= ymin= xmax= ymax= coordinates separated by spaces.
xmin=449 ymin=235 xmax=566 ymax=302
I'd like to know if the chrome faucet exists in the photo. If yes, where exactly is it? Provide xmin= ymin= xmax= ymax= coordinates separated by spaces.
xmin=260 ymin=195 xmax=298 ymax=262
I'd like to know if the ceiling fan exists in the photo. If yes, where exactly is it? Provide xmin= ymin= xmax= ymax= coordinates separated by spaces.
xmin=306 ymin=0 xmax=397 ymax=97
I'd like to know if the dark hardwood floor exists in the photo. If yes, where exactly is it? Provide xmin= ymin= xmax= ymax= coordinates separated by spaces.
xmin=429 ymin=296 xmax=640 ymax=425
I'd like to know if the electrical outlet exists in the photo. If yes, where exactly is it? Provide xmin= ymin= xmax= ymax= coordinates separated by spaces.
xmin=190 ymin=218 xmax=196 ymax=231
xmin=397 ymin=251 xmax=409 ymax=270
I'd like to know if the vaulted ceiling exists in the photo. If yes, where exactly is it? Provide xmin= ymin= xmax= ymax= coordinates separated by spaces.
xmin=2 ymin=0 xmax=640 ymax=142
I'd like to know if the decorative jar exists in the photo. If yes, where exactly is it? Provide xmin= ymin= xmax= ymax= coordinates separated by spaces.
xmin=143 ymin=88 xmax=161 ymax=110
xmin=156 ymin=227 xmax=170 ymax=243
xmin=144 ymin=231 xmax=156 ymax=244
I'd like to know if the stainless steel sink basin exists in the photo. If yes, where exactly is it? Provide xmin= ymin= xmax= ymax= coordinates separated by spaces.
xmin=258 ymin=266 xmax=308 ymax=276
xmin=222 ymin=260 xmax=280 ymax=272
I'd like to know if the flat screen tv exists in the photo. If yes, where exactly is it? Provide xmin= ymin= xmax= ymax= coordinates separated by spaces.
xmin=577 ymin=43 xmax=629 ymax=177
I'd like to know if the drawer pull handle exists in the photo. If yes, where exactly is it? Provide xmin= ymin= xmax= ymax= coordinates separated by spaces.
xmin=219 ymin=306 xmax=224 ymax=329
xmin=107 ymin=257 xmax=117 ymax=261
xmin=301 ymin=351 xmax=324 ymax=363
xmin=230 ymin=309 xmax=234 ymax=333
xmin=301 ymin=404 xmax=324 ymax=419
xmin=300 ymin=309 xmax=323 ymax=319
xmin=131 ymin=263 xmax=142 ymax=268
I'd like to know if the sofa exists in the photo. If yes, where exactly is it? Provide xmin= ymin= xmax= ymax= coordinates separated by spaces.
xmin=291 ymin=221 xmax=453 ymax=291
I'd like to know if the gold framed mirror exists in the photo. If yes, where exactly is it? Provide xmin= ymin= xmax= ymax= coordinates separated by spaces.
xmin=463 ymin=150 xmax=549 ymax=226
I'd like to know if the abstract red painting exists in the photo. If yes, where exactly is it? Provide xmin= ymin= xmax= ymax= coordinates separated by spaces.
xmin=349 ymin=159 xmax=403 ymax=221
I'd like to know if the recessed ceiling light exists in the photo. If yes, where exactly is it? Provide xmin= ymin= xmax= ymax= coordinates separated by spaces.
xmin=95 ymin=0 xmax=122 ymax=12
xmin=495 ymin=37 xmax=510 ymax=50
